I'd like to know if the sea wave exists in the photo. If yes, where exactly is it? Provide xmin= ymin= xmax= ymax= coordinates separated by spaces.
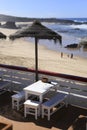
xmin=65 ymin=18 xmax=87 ymax=23
xmin=70 ymin=24 xmax=87 ymax=30
xmin=41 ymin=22 xmax=87 ymax=58
xmin=27 ymin=21 xmax=87 ymax=58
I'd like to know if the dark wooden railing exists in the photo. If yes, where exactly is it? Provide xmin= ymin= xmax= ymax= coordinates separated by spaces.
xmin=0 ymin=64 xmax=87 ymax=83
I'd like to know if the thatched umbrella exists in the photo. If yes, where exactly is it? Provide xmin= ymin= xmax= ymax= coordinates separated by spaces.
xmin=9 ymin=20 xmax=62 ymax=81
xmin=0 ymin=32 xmax=6 ymax=39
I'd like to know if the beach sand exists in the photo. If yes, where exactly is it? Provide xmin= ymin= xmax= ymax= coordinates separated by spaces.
xmin=0 ymin=28 xmax=87 ymax=78
xmin=0 ymin=27 xmax=87 ymax=130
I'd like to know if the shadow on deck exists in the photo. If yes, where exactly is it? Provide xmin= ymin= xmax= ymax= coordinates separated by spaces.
xmin=0 ymin=92 xmax=87 ymax=130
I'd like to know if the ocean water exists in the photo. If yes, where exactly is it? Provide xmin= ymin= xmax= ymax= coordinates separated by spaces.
xmin=29 ymin=18 xmax=87 ymax=58
xmin=65 ymin=18 xmax=87 ymax=23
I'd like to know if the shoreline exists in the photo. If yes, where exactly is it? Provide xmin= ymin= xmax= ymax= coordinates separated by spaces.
xmin=26 ymin=32 xmax=87 ymax=58
xmin=0 ymin=28 xmax=87 ymax=78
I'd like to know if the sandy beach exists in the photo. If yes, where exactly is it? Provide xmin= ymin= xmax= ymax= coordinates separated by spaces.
xmin=0 ymin=27 xmax=87 ymax=78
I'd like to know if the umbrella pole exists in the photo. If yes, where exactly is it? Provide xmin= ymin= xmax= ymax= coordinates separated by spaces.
xmin=35 ymin=38 xmax=38 ymax=81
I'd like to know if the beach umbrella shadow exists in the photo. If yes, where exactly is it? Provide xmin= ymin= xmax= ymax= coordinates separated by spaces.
xmin=9 ymin=20 xmax=62 ymax=81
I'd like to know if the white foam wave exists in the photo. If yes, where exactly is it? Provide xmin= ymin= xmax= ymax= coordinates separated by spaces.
xmin=70 ymin=24 xmax=87 ymax=30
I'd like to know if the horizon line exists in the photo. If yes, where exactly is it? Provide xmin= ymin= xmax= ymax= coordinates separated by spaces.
xmin=0 ymin=13 xmax=87 ymax=19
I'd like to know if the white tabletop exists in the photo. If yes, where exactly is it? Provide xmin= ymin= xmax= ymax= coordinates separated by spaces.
xmin=24 ymin=80 xmax=53 ymax=95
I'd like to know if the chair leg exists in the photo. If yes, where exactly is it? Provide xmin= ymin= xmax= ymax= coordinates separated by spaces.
xmin=48 ymin=108 xmax=50 ymax=121
xmin=24 ymin=106 xmax=27 ymax=118
xmin=42 ymin=107 xmax=44 ymax=118
xmin=35 ymin=108 xmax=38 ymax=120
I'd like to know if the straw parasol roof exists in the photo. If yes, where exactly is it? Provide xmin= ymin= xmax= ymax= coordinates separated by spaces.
xmin=9 ymin=20 xmax=62 ymax=81
xmin=0 ymin=32 xmax=6 ymax=39
xmin=9 ymin=20 xmax=62 ymax=42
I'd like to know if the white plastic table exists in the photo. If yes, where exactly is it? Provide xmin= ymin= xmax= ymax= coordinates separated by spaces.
xmin=24 ymin=80 xmax=57 ymax=103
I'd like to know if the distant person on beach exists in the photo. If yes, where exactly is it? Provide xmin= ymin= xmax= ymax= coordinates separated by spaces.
xmin=67 ymin=54 xmax=69 ymax=57
xmin=71 ymin=53 xmax=73 ymax=58
xmin=61 ymin=52 xmax=63 ymax=58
